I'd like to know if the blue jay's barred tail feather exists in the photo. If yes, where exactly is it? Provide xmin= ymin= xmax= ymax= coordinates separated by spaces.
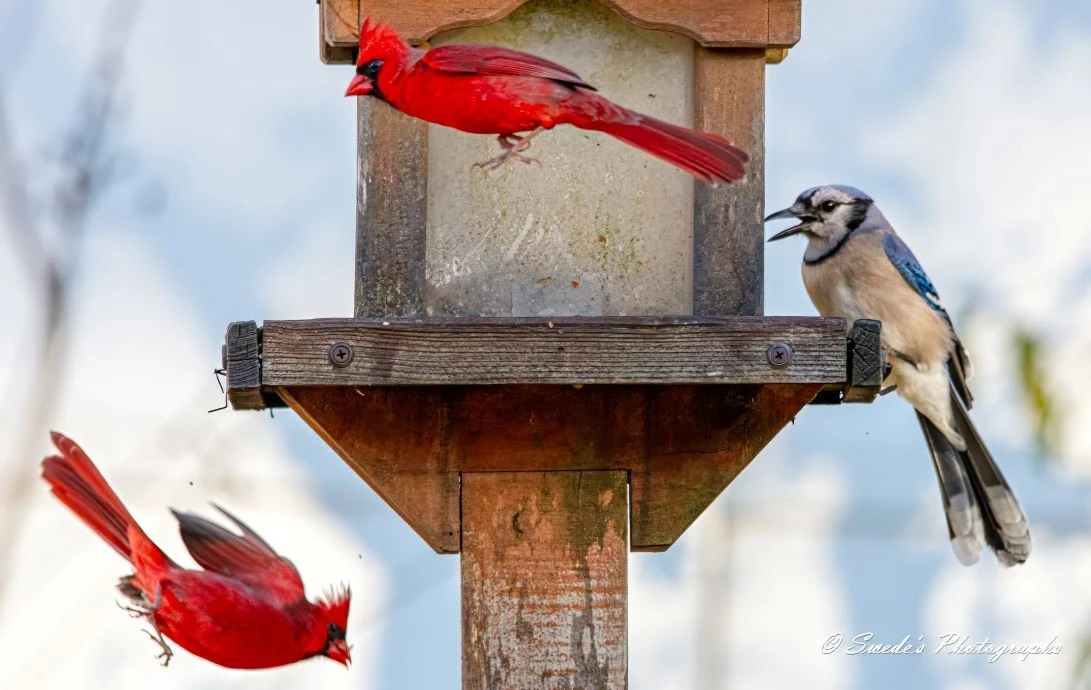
xmin=947 ymin=333 xmax=974 ymax=409
xmin=948 ymin=388 xmax=1031 ymax=566
xmin=918 ymin=390 xmax=1030 ymax=567
xmin=916 ymin=412 xmax=984 ymax=566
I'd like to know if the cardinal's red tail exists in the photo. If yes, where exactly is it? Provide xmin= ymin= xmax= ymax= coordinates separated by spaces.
xmin=589 ymin=112 xmax=748 ymax=185
xmin=42 ymin=432 xmax=171 ymax=574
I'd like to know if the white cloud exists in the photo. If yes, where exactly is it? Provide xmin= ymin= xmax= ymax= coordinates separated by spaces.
xmin=24 ymin=0 xmax=356 ymax=234
xmin=925 ymin=534 xmax=1091 ymax=689
xmin=724 ymin=455 xmax=853 ymax=690
xmin=631 ymin=448 xmax=852 ymax=689
xmin=0 ymin=235 xmax=36 ymax=414
xmin=862 ymin=0 xmax=1091 ymax=472
xmin=259 ymin=217 xmax=355 ymax=319
xmin=630 ymin=548 xmax=698 ymax=690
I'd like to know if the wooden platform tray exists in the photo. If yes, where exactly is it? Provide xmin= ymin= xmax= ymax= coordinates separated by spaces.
xmin=221 ymin=316 xmax=880 ymax=553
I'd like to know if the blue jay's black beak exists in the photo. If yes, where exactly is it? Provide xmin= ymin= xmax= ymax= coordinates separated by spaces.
xmin=764 ymin=207 xmax=812 ymax=241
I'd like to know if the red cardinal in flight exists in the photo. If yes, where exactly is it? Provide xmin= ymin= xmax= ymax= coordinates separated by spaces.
xmin=41 ymin=431 xmax=352 ymax=669
xmin=344 ymin=19 xmax=748 ymax=185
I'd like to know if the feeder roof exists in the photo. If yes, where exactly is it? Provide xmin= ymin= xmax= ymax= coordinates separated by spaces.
xmin=319 ymin=0 xmax=800 ymax=63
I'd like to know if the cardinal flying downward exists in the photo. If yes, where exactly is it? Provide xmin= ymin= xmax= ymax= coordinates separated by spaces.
xmin=344 ymin=19 xmax=748 ymax=185
xmin=41 ymin=432 xmax=352 ymax=669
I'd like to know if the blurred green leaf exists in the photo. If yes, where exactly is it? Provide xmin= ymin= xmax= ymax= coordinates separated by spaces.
xmin=1071 ymin=627 xmax=1091 ymax=690
xmin=1012 ymin=326 xmax=1064 ymax=462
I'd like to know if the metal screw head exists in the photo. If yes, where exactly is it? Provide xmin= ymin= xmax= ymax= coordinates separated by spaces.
xmin=328 ymin=342 xmax=354 ymax=367
xmin=767 ymin=342 xmax=792 ymax=368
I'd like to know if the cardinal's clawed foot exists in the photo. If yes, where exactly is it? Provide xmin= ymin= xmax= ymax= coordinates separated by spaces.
xmin=117 ymin=600 xmax=150 ymax=619
xmin=143 ymin=628 xmax=174 ymax=667
xmin=472 ymin=128 xmax=545 ymax=172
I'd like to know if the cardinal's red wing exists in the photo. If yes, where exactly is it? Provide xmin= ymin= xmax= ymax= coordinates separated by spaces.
xmin=172 ymin=504 xmax=305 ymax=607
xmin=421 ymin=44 xmax=596 ymax=90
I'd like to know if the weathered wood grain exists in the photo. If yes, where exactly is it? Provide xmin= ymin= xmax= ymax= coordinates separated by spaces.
xmin=259 ymin=316 xmax=846 ymax=386
xmin=842 ymin=319 xmax=884 ymax=403
xmin=630 ymin=383 xmax=821 ymax=549
xmin=224 ymin=321 xmax=262 ymax=410
xmin=265 ymin=383 xmax=822 ymax=552
xmin=693 ymin=48 xmax=766 ymax=317
xmin=603 ymin=0 xmax=768 ymax=47
xmin=261 ymin=384 xmax=814 ymax=471
xmin=355 ymin=97 xmax=428 ymax=317
xmin=462 ymin=471 xmax=627 ymax=689
xmin=317 ymin=0 xmax=802 ymax=58
xmin=319 ymin=0 xmax=359 ymax=63
xmin=278 ymin=386 xmax=460 ymax=553
xmin=767 ymin=0 xmax=802 ymax=48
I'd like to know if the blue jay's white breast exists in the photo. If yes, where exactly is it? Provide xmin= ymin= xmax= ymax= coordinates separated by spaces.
xmin=800 ymin=231 xmax=953 ymax=370
xmin=830 ymin=281 xmax=868 ymax=325
xmin=801 ymin=231 xmax=964 ymax=441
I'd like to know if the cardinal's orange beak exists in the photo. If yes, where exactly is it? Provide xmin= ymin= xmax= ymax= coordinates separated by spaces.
xmin=345 ymin=74 xmax=373 ymax=97
xmin=326 ymin=639 xmax=352 ymax=666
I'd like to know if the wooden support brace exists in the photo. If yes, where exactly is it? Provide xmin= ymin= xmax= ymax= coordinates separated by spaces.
xmin=278 ymin=385 xmax=460 ymax=553
xmin=630 ymin=382 xmax=821 ymax=550
xmin=259 ymin=382 xmax=826 ymax=553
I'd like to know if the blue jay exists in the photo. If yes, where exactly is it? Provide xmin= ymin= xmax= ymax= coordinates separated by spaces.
xmin=765 ymin=185 xmax=1030 ymax=566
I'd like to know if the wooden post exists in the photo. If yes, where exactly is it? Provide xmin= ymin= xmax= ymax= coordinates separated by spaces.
xmin=354 ymin=98 xmax=427 ymax=317
xmin=428 ymin=4 xmax=691 ymax=684
xmin=693 ymin=48 xmax=767 ymax=317
xmin=218 ymin=4 xmax=839 ymax=690
xmin=462 ymin=471 xmax=628 ymax=689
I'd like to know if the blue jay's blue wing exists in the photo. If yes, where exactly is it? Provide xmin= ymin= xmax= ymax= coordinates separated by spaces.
xmin=882 ymin=233 xmax=975 ymax=408
xmin=883 ymin=233 xmax=942 ymax=312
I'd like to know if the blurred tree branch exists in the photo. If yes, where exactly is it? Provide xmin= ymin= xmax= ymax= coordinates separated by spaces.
xmin=0 ymin=0 xmax=141 ymax=621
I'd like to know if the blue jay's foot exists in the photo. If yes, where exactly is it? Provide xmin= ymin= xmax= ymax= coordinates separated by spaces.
xmin=879 ymin=362 xmax=896 ymax=395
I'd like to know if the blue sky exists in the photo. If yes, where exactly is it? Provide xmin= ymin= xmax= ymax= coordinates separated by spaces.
xmin=2 ymin=1 xmax=1090 ymax=688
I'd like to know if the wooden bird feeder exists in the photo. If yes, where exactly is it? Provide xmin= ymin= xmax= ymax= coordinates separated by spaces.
xmin=223 ymin=1 xmax=883 ymax=686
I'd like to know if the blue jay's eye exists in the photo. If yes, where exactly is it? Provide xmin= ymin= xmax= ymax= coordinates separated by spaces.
xmin=820 ymin=200 xmax=838 ymax=213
